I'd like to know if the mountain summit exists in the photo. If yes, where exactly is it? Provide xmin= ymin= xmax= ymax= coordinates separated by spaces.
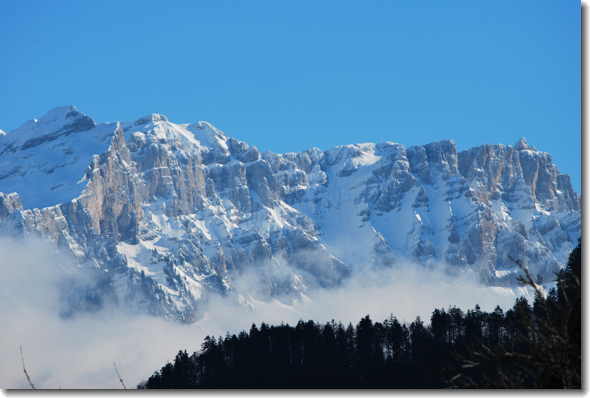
xmin=0 ymin=107 xmax=580 ymax=321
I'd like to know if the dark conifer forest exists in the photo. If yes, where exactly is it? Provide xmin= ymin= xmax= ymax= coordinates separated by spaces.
xmin=140 ymin=242 xmax=581 ymax=389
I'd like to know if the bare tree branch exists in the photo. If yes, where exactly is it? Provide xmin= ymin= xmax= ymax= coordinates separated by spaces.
xmin=113 ymin=362 xmax=127 ymax=389
xmin=19 ymin=345 xmax=36 ymax=389
xmin=508 ymin=255 xmax=543 ymax=296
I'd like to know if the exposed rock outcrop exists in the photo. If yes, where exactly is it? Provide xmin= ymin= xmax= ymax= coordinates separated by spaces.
xmin=0 ymin=106 xmax=580 ymax=321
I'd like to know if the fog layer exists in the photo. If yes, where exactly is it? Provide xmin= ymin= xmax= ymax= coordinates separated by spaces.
xmin=0 ymin=237 xmax=520 ymax=388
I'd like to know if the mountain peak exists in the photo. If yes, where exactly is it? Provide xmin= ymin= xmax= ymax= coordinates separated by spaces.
xmin=514 ymin=137 xmax=532 ymax=150
xmin=12 ymin=105 xmax=95 ymax=138
xmin=134 ymin=113 xmax=169 ymax=126
xmin=192 ymin=120 xmax=224 ymax=134
xmin=188 ymin=120 xmax=229 ymax=151
xmin=38 ymin=105 xmax=80 ymax=123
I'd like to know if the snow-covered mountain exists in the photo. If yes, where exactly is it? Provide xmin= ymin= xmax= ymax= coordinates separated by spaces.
xmin=0 ymin=106 xmax=580 ymax=321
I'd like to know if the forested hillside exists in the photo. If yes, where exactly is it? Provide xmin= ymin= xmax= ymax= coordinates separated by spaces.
xmin=141 ymin=242 xmax=581 ymax=389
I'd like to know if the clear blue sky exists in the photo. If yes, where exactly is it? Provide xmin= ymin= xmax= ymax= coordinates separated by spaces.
xmin=1 ymin=0 xmax=580 ymax=190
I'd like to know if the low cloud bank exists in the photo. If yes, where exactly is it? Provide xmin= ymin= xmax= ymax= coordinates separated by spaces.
xmin=1 ymin=238 xmax=520 ymax=388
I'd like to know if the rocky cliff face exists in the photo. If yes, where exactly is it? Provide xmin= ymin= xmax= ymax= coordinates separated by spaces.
xmin=0 ymin=106 xmax=580 ymax=321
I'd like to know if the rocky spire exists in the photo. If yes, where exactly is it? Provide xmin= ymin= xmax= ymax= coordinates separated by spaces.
xmin=514 ymin=137 xmax=531 ymax=150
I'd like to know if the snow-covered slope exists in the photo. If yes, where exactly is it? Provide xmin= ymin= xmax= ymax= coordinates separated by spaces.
xmin=0 ymin=106 xmax=113 ymax=208
xmin=0 ymin=106 xmax=580 ymax=321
